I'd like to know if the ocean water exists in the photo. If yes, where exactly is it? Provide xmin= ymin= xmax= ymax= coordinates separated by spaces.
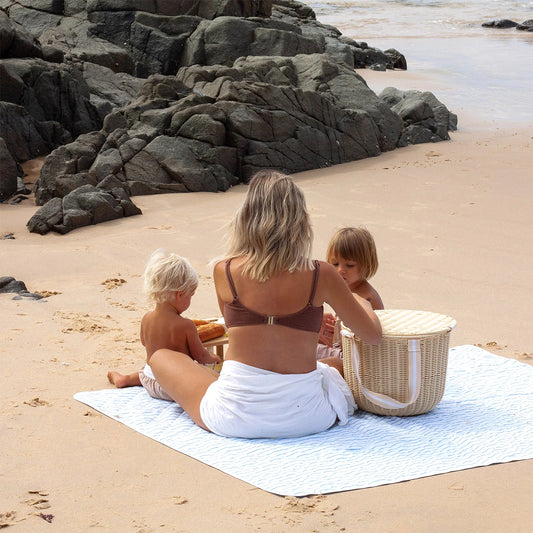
xmin=306 ymin=1 xmax=533 ymax=126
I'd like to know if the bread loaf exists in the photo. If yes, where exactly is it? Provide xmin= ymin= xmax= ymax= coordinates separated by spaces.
xmin=197 ymin=322 xmax=225 ymax=342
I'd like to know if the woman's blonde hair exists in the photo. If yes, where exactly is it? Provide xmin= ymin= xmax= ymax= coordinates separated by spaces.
xmin=226 ymin=170 xmax=314 ymax=282
xmin=143 ymin=248 xmax=198 ymax=304
xmin=326 ymin=227 xmax=379 ymax=280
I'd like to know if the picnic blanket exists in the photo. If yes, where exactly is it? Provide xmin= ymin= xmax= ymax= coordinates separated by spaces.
xmin=74 ymin=345 xmax=533 ymax=496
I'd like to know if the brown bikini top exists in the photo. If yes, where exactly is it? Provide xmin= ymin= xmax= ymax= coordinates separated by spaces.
xmin=223 ymin=259 xmax=323 ymax=333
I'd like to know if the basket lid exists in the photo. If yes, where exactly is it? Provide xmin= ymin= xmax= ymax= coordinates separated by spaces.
xmin=375 ymin=309 xmax=456 ymax=336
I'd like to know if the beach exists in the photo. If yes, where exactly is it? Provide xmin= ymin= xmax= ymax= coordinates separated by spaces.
xmin=2 ymin=2 xmax=533 ymax=531
xmin=2 ymin=121 xmax=532 ymax=531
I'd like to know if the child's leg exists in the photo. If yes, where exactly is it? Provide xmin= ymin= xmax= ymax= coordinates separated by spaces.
xmin=320 ymin=356 xmax=344 ymax=378
xmin=107 ymin=370 xmax=141 ymax=388
xmin=149 ymin=349 xmax=219 ymax=431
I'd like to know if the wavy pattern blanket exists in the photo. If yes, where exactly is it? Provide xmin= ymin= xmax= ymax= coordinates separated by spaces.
xmin=74 ymin=345 xmax=533 ymax=496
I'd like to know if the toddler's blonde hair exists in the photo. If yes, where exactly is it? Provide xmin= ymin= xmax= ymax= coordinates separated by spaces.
xmin=326 ymin=227 xmax=379 ymax=280
xmin=143 ymin=249 xmax=198 ymax=304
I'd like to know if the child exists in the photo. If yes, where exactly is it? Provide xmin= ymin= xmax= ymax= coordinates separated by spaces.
xmin=317 ymin=227 xmax=384 ymax=359
xmin=107 ymin=249 xmax=221 ymax=400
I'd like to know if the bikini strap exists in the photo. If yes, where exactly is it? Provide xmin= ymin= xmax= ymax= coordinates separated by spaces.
xmin=225 ymin=259 xmax=238 ymax=299
xmin=308 ymin=260 xmax=320 ymax=304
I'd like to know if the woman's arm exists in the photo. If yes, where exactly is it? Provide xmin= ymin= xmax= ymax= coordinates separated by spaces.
xmin=213 ymin=260 xmax=228 ymax=316
xmin=321 ymin=262 xmax=382 ymax=345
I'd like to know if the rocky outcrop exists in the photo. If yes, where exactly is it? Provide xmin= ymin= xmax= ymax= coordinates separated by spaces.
xmin=517 ymin=20 xmax=533 ymax=31
xmin=482 ymin=18 xmax=533 ymax=31
xmin=0 ymin=137 xmax=18 ymax=200
xmin=0 ymin=276 xmax=43 ymax=299
xmin=27 ymin=182 xmax=142 ymax=234
xmin=0 ymin=1 xmax=458 ymax=233
xmin=379 ymin=87 xmax=458 ymax=146
xmin=32 ymin=53 xmax=456 ymax=220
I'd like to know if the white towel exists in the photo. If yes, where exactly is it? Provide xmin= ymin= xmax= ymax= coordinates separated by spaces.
xmin=200 ymin=360 xmax=356 ymax=438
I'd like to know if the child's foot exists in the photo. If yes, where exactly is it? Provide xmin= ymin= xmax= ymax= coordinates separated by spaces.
xmin=107 ymin=371 xmax=129 ymax=388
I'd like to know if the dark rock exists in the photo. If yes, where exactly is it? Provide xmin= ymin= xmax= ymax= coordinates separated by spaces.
xmin=0 ymin=137 xmax=18 ymax=200
xmin=0 ymin=276 xmax=43 ymax=299
xmin=0 ymin=58 xmax=104 ymax=157
xmin=41 ymin=45 xmax=64 ymax=63
xmin=27 ymin=184 xmax=142 ymax=234
xmin=32 ymin=52 xmax=456 ymax=220
xmin=0 ymin=0 xmax=457 ymax=235
xmin=0 ymin=102 xmax=51 ymax=161
xmin=517 ymin=20 xmax=533 ymax=31
xmin=5 ymin=3 xmax=63 ymax=40
xmin=384 ymin=48 xmax=407 ymax=70
xmin=16 ymin=1 xmax=64 ymax=15
xmin=65 ymin=0 xmax=87 ymax=16
xmin=34 ymin=131 xmax=107 ymax=204
xmin=481 ymin=19 xmax=518 ymax=29
xmin=8 ymin=194 xmax=30 ymax=204
xmin=26 ymin=197 xmax=64 ymax=234
xmin=0 ymin=10 xmax=44 ymax=59
xmin=16 ymin=176 xmax=32 ymax=195
xmin=0 ymin=276 xmax=24 ymax=291
xmin=379 ymin=87 xmax=458 ymax=145
xmin=86 ymin=0 xmax=273 ymax=18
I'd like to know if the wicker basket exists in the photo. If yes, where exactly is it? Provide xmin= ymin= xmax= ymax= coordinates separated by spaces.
xmin=342 ymin=309 xmax=456 ymax=416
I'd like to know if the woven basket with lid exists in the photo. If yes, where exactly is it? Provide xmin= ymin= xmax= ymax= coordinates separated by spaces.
xmin=342 ymin=309 xmax=456 ymax=416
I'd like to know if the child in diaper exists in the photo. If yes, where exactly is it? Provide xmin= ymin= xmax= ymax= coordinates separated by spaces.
xmin=107 ymin=249 xmax=221 ymax=400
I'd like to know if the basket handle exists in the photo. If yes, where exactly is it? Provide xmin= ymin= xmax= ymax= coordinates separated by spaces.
xmin=342 ymin=330 xmax=422 ymax=410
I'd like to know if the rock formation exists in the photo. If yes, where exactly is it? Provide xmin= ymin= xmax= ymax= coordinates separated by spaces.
xmin=482 ymin=19 xmax=533 ymax=31
xmin=0 ymin=1 xmax=458 ymax=234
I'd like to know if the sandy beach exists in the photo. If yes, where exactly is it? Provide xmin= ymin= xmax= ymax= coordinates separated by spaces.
xmin=2 ymin=72 xmax=533 ymax=530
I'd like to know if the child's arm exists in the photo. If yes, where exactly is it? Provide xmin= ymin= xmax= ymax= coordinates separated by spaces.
xmin=318 ymin=313 xmax=336 ymax=346
xmin=184 ymin=320 xmax=222 ymax=365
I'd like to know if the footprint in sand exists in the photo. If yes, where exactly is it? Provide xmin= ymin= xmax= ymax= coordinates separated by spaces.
xmin=25 ymin=491 xmax=51 ymax=510
xmin=0 ymin=511 xmax=18 ymax=528
xmin=475 ymin=341 xmax=503 ymax=351
xmin=23 ymin=398 xmax=50 ymax=407
xmin=36 ymin=290 xmax=61 ymax=298
xmin=56 ymin=311 xmax=115 ymax=335
xmin=145 ymin=225 xmax=173 ymax=230
xmin=101 ymin=278 xmax=127 ymax=290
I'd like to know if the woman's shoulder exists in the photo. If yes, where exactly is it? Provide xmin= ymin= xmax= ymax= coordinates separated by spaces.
xmin=213 ymin=257 xmax=232 ymax=275
xmin=315 ymin=260 xmax=338 ymax=277
xmin=313 ymin=261 xmax=342 ymax=292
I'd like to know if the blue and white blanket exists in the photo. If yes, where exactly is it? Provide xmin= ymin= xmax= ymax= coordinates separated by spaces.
xmin=74 ymin=345 xmax=533 ymax=496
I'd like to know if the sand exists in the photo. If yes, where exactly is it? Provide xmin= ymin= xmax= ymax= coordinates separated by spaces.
xmin=1 ymin=88 xmax=532 ymax=530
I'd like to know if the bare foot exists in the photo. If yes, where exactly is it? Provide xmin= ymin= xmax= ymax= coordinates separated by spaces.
xmin=107 ymin=371 xmax=129 ymax=388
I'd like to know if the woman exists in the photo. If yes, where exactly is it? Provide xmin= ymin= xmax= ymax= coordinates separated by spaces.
xmin=150 ymin=170 xmax=382 ymax=438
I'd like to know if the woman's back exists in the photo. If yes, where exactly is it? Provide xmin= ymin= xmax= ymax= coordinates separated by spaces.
xmin=214 ymin=257 xmax=324 ymax=374
xmin=214 ymin=256 xmax=381 ymax=374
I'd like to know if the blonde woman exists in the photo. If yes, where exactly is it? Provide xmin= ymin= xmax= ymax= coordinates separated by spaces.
xmin=150 ymin=171 xmax=381 ymax=438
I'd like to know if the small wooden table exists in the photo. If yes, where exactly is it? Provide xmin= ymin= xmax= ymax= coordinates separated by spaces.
xmin=203 ymin=334 xmax=228 ymax=359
